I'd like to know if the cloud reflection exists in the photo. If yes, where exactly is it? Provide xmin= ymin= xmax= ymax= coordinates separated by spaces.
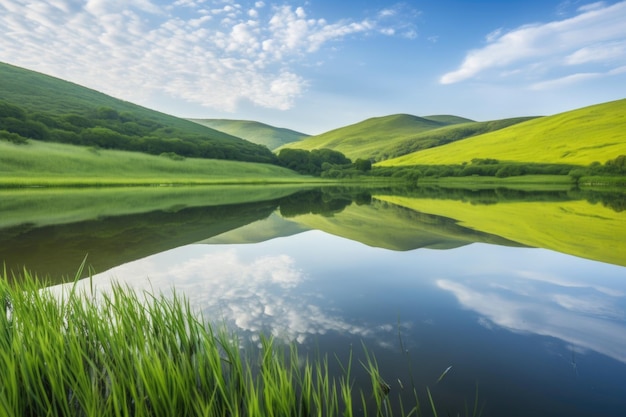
xmin=64 ymin=246 xmax=378 ymax=345
xmin=437 ymin=269 xmax=626 ymax=363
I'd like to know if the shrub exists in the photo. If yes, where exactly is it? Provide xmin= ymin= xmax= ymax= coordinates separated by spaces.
xmin=0 ymin=129 xmax=28 ymax=144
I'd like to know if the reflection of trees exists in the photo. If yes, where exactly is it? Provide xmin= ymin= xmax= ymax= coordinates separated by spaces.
xmin=377 ymin=186 xmax=573 ymax=205
xmin=372 ymin=186 xmax=626 ymax=213
xmin=575 ymin=190 xmax=626 ymax=213
xmin=278 ymin=188 xmax=372 ymax=217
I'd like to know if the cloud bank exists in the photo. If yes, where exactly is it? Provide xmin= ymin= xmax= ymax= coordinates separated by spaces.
xmin=0 ymin=0 xmax=411 ymax=112
xmin=440 ymin=1 xmax=626 ymax=89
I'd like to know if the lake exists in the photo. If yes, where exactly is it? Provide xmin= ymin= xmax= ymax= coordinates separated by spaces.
xmin=2 ymin=185 xmax=626 ymax=416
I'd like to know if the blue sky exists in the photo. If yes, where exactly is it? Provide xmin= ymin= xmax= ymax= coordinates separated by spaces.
xmin=1 ymin=0 xmax=626 ymax=134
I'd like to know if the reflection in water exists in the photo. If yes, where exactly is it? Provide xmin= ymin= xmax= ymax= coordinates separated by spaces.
xmin=78 ymin=242 xmax=390 ymax=346
xmin=50 ymin=222 xmax=626 ymax=416
xmin=4 ymin=186 xmax=625 ymax=285
xmin=437 ymin=270 xmax=626 ymax=363
xmin=6 ymin=185 xmax=625 ymax=416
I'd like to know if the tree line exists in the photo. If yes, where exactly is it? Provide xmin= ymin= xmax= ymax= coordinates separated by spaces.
xmin=276 ymin=148 xmax=371 ymax=177
xmin=0 ymin=100 xmax=277 ymax=164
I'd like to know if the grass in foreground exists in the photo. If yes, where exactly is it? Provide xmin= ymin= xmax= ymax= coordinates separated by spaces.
xmin=0 ymin=268 xmax=481 ymax=417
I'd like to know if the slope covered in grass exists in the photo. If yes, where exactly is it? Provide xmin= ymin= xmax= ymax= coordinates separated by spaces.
xmin=380 ymin=98 xmax=626 ymax=167
xmin=0 ymin=140 xmax=306 ymax=187
xmin=376 ymin=117 xmax=536 ymax=162
xmin=279 ymin=113 xmax=533 ymax=162
xmin=278 ymin=114 xmax=472 ymax=161
xmin=0 ymin=62 xmax=276 ymax=163
xmin=189 ymin=119 xmax=309 ymax=150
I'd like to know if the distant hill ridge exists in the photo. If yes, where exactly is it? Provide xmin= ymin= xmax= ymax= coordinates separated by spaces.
xmin=188 ymin=119 xmax=309 ymax=150
xmin=277 ymin=112 xmax=541 ymax=162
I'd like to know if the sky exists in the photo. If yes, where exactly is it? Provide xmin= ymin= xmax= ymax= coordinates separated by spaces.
xmin=1 ymin=0 xmax=626 ymax=134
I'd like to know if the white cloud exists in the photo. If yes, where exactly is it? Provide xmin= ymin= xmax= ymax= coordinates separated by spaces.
xmin=577 ymin=1 xmax=607 ymax=12
xmin=530 ymin=71 xmax=609 ymax=90
xmin=0 ymin=1 xmax=414 ymax=113
xmin=440 ymin=1 xmax=626 ymax=86
xmin=565 ymin=40 xmax=626 ymax=64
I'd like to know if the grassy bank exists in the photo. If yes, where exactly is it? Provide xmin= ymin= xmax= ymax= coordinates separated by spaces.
xmin=0 ymin=140 xmax=315 ymax=187
xmin=0 ymin=270 xmax=475 ymax=417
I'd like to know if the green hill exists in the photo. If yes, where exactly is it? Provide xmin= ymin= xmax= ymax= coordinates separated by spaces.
xmin=277 ymin=113 xmax=533 ymax=162
xmin=278 ymin=114 xmax=461 ymax=161
xmin=188 ymin=119 xmax=309 ymax=150
xmin=379 ymin=98 xmax=626 ymax=167
xmin=421 ymin=115 xmax=474 ymax=124
xmin=375 ymin=117 xmax=537 ymax=162
xmin=0 ymin=62 xmax=276 ymax=164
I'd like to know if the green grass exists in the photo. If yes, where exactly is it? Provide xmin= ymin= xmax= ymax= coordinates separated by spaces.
xmin=0 ymin=269 xmax=479 ymax=417
xmin=380 ymin=98 xmax=626 ymax=167
xmin=189 ymin=119 xmax=309 ymax=150
xmin=0 ymin=140 xmax=312 ymax=187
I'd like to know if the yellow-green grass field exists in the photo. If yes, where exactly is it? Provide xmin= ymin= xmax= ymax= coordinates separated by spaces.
xmin=376 ymin=195 xmax=626 ymax=267
xmin=0 ymin=140 xmax=312 ymax=187
xmin=379 ymin=98 xmax=626 ymax=167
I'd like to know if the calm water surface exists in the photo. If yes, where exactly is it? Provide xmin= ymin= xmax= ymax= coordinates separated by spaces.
xmin=3 ymin=186 xmax=626 ymax=416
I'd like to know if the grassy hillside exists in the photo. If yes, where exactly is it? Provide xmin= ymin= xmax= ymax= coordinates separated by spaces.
xmin=279 ymin=113 xmax=533 ymax=162
xmin=376 ymin=117 xmax=536 ymax=162
xmin=188 ymin=119 xmax=309 ymax=150
xmin=380 ymin=98 xmax=626 ymax=167
xmin=278 ymin=114 xmax=463 ymax=160
xmin=0 ymin=140 xmax=308 ymax=187
xmin=0 ymin=62 xmax=276 ymax=163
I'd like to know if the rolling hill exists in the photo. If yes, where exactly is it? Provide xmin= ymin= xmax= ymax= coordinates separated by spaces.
xmin=277 ymin=112 xmax=535 ymax=162
xmin=188 ymin=119 xmax=309 ymax=150
xmin=0 ymin=62 xmax=276 ymax=164
xmin=277 ymin=114 xmax=468 ymax=160
xmin=379 ymin=98 xmax=626 ymax=167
